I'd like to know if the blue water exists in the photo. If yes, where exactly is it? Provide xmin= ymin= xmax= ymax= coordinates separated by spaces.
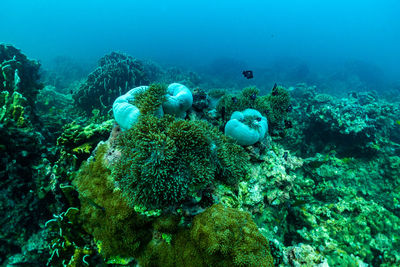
xmin=1 ymin=0 xmax=399 ymax=86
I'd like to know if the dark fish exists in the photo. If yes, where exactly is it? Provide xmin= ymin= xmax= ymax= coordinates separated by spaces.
xmin=284 ymin=120 xmax=293 ymax=129
xmin=231 ymin=96 xmax=238 ymax=103
xmin=286 ymin=104 xmax=293 ymax=112
xmin=250 ymin=93 xmax=257 ymax=100
xmin=242 ymin=70 xmax=253 ymax=79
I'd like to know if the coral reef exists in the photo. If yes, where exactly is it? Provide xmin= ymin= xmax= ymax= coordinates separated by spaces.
xmin=285 ymin=83 xmax=399 ymax=156
xmin=0 ymin=44 xmax=43 ymax=106
xmin=0 ymin=44 xmax=53 ymax=265
xmin=190 ymin=204 xmax=274 ymax=267
xmin=110 ymin=82 xmax=248 ymax=209
xmin=74 ymin=141 xmax=153 ymax=259
xmin=3 ymin=46 xmax=400 ymax=267
xmin=114 ymin=113 xmax=248 ymax=209
xmin=216 ymin=85 xmax=291 ymax=137
xmin=73 ymin=51 xmax=149 ymax=115
xmin=72 ymin=133 xmax=268 ymax=266
xmin=140 ymin=204 xmax=274 ymax=267
xmin=112 ymin=83 xmax=193 ymax=130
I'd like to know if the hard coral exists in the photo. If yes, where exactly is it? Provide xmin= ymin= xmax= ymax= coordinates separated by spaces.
xmin=139 ymin=204 xmax=274 ymax=267
xmin=190 ymin=204 xmax=274 ymax=267
xmin=73 ymin=141 xmax=152 ymax=259
xmin=73 ymin=52 xmax=149 ymax=115
xmin=0 ymin=44 xmax=43 ymax=105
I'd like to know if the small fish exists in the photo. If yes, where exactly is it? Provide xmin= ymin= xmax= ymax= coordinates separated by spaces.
xmin=286 ymin=104 xmax=293 ymax=112
xmin=396 ymin=120 xmax=400 ymax=125
xmin=284 ymin=120 xmax=293 ymax=129
xmin=231 ymin=96 xmax=238 ymax=103
xmin=250 ymin=93 xmax=257 ymax=100
xmin=242 ymin=70 xmax=253 ymax=79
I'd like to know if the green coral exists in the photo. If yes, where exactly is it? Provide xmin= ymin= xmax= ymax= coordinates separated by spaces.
xmin=191 ymin=204 xmax=273 ymax=266
xmin=133 ymin=83 xmax=167 ymax=115
xmin=0 ymin=91 xmax=28 ymax=127
xmin=45 ymin=207 xmax=99 ymax=266
xmin=0 ymin=44 xmax=43 ymax=105
xmin=264 ymin=85 xmax=291 ymax=135
xmin=73 ymin=142 xmax=152 ymax=259
xmin=140 ymin=204 xmax=274 ymax=267
xmin=57 ymin=119 xmax=113 ymax=164
xmin=73 ymin=141 xmax=268 ymax=265
xmin=216 ymin=85 xmax=291 ymax=136
xmin=111 ymin=81 xmax=248 ymax=209
xmin=114 ymin=113 xmax=248 ymax=209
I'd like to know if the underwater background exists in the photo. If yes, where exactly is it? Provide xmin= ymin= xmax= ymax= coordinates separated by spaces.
xmin=1 ymin=0 xmax=400 ymax=266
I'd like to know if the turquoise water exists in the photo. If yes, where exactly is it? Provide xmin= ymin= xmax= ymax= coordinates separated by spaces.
xmin=2 ymin=0 xmax=400 ymax=82
xmin=1 ymin=1 xmax=400 ymax=266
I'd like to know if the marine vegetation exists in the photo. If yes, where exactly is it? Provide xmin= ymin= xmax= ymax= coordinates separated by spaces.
xmin=140 ymin=204 xmax=274 ymax=267
xmin=216 ymin=85 xmax=291 ymax=136
xmin=74 ymin=142 xmax=153 ymax=259
xmin=72 ymin=124 xmax=270 ymax=266
xmin=113 ymin=84 xmax=249 ymax=209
